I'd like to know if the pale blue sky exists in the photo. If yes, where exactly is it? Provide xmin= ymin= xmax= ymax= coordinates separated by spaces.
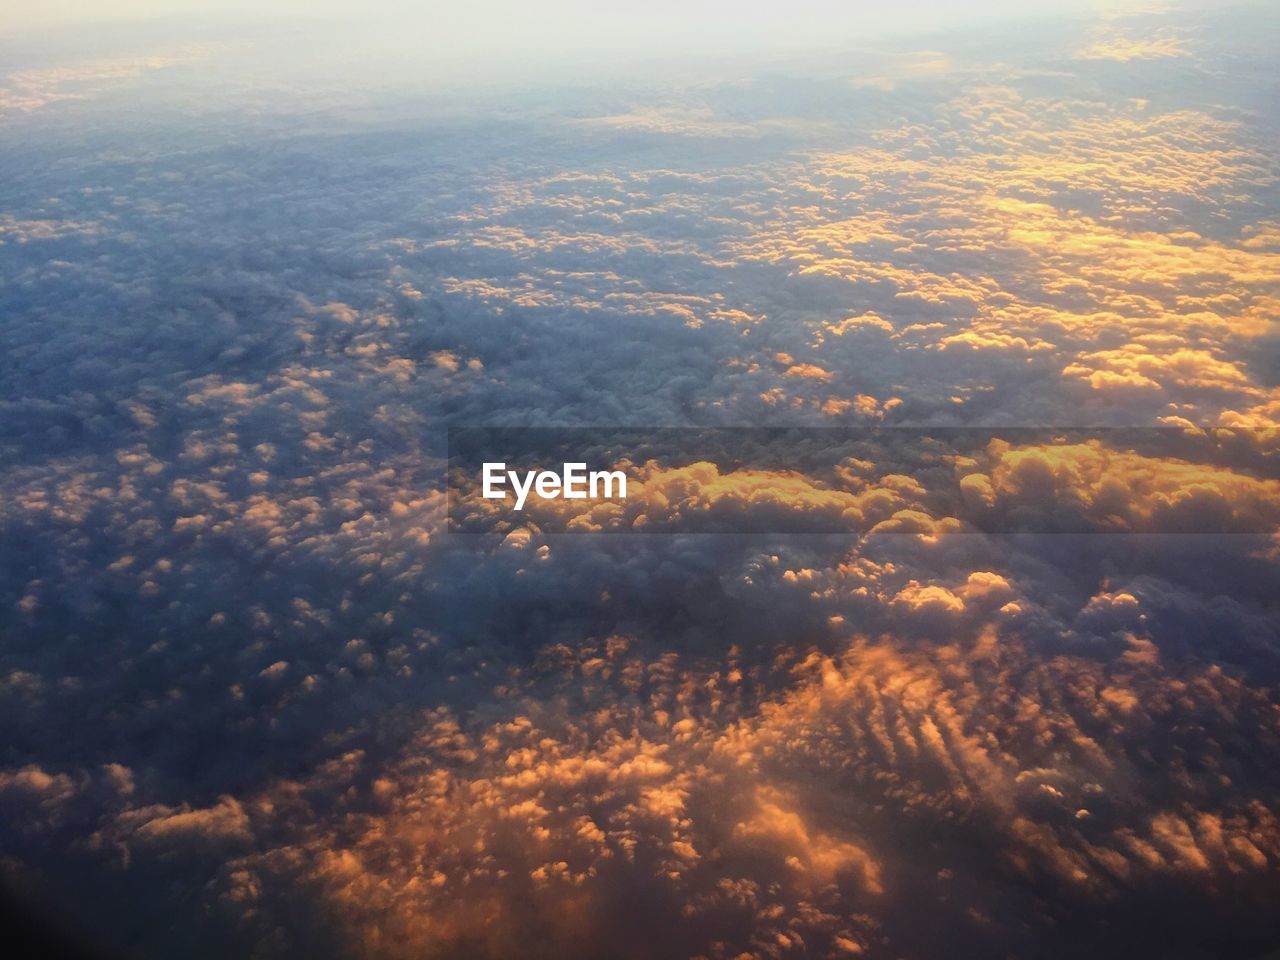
xmin=6 ymin=0 xmax=1157 ymax=53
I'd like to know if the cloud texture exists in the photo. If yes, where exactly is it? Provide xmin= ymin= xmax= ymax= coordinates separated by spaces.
xmin=2 ymin=5 xmax=1279 ymax=959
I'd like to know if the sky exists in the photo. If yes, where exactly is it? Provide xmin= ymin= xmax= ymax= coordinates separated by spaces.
xmin=2 ymin=2 xmax=1280 ymax=959
xmin=4 ymin=0 xmax=1143 ymax=36
xmin=2 ymin=0 xmax=1174 ymax=80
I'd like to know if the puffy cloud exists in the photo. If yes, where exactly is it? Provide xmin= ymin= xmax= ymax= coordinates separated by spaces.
xmin=1075 ymin=33 xmax=1188 ymax=62
xmin=970 ymin=439 xmax=1280 ymax=534
xmin=1 ymin=5 xmax=1279 ymax=960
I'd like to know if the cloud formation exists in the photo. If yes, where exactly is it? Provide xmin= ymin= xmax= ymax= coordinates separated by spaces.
xmin=1 ymin=5 xmax=1279 ymax=959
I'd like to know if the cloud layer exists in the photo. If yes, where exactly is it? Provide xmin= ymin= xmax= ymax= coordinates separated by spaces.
xmin=2 ymin=5 xmax=1279 ymax=959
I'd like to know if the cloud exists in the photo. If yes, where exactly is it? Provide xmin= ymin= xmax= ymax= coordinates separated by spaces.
xmin=1075 ymin=35 xmax=1187 ymax=62
xmin=0 ymin=49 xmax=206 ymax=117
xmin=1 ymin=6 xmax=1279 ymax=959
